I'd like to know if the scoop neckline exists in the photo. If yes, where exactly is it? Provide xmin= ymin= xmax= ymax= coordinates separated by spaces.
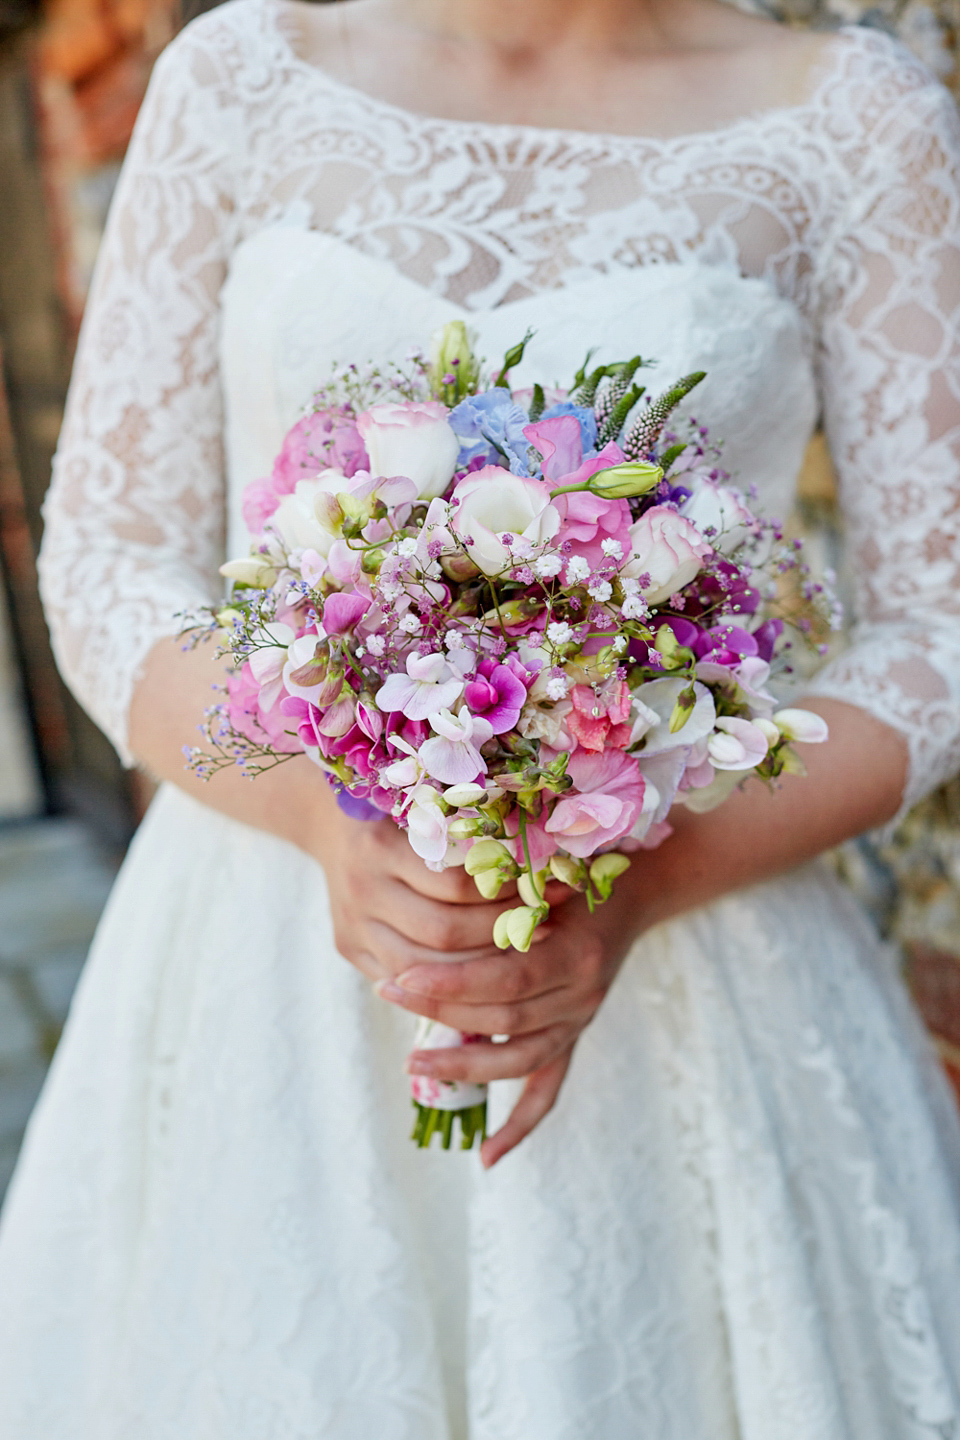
xmin=269 ymin=0 xmax=862 ymax=151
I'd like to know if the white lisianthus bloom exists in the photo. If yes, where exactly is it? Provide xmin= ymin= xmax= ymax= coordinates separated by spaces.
xmin=450 ymin=467 xmax=561 ymax=575
xmin=679 ymin=479 xmax=755 ymax=555
xmin=357 ymin=401 xmax=460 ymax=501
xmin=621 ymin=505 xmax=714 ymax=605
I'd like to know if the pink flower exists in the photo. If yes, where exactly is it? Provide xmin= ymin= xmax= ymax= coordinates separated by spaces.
xmin=376 ymin=652 xmax=464 ymax=722
xmin=419 ymin=707 xmax=494 ymax=785
xmin=544 ymin=750 xmax=646 ymax=858
xmin=622 ymin=505 xmax=713 ymax=605
xmin=227 ymin=662 xmax=301 ymax=753
xmin=463 ymin=657 xmax=529 ymax=734
xmin=449 ymin=467 xmax=560 ymax=575
xmin=241 ymin=409 xmax=367 ymax=532
xmin=568 ymin=679 xmax=632 ymax=752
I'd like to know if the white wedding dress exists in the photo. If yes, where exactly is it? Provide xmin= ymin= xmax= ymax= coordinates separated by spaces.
xmin=2 ymin=3 xmax=960 ymax=1434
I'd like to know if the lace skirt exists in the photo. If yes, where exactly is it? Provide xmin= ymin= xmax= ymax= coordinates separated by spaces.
xmin=0 ymin=782 xmax=958 ymax=1438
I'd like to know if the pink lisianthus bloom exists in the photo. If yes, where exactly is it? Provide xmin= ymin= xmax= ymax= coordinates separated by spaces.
xmin=568 ymin=679 xmax=632 ymax=752
xmin=621 ymin=505 xmax=714 ymax=606
xmin=463 ymin=656 xmax=529 ymax=734
xmin=227 ymin=662 xmax=301 ymax=753
xmin=543 ymin=749 xmax=646 ymax=858
xmin=524 ymin=428 xmax=633 ymax=567
xmin=241 ymin=409 xmax=367 ymax=532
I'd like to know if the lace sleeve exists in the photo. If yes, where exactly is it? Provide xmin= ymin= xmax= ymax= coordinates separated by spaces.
xmin=37 ymin=21 xmax=237 ymax=765
xmin=807 ymin=45 xmax=960 ymax=822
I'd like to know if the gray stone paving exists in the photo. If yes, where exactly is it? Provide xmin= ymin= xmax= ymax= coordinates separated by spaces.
xmin=0 ymin=818 xmax=120 ymax=1198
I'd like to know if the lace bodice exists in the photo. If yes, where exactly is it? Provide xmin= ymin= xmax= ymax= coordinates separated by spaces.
xmin=37 ymin=0 xmax=960 ymax=821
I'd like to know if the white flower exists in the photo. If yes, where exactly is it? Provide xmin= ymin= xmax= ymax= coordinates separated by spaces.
xmin=587 ymin=580 xmax=613 ymax=602
xmin=706 ymin=716 xmax=770 ymax=771
xmin=396 ymin=536 xmax=418 ymax=557
xmin=601 ymin=538 xmax=623 ymax=560
xmin=356 ymin=401 xmax=460 ymax=501
xmin=419 ymin=707 xmax=495 ymax=785
xmin=772 ymin=708 xmax=829 ymax=744
xmin=622 ymin=505 xmax=714 ymax=605
xmin=375 ymin=651 xmax=463 ymax=721
xmin=630 ymin=677 xmax=717 ymax=754
xmin=365 ymin=634 xmax=385 ymax=657
xmin=546 ymin=621 xmax=574 ymax=646
xmin=621 ymin=596 xmax=648 ymax=620
xmin=405 ymin=786 xmax=451 ymax=864
xmin=246 ymin=622 xmax=296 ymax=710
xmin=612 ymin=636 xmax=627 ymax=654
xmin=398 ymin=613 xmax=422 ymax=634
xmin=516 ymin=697 xmax=573 ymax=747
xmin=679 ymin=479 xmax=755 ymax=555
xmin=534 ymin=554 xmax=564 ymax=580
xmin=270 ymin=470 xmax=347 ymax=556
xmin=449 ymin=467 xmax=561 ymax=576
xmin=545 ymin=676 xmax=570 ymax=701
xmin=565 ymin=556 xmax=591 ymax=585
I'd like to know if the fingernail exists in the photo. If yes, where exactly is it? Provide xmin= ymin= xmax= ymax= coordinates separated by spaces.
xmin=374 ymin=981 xmax=408 ymax=1004
xmin=395 ymin=969 xmax=431 ymax=994
xmin=406 ymin=1055 xmax=435 ymax=1076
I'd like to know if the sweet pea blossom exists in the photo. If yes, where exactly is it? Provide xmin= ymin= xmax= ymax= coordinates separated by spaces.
xmin=357 ymin=401 xmax=460 ymax=501
xmin=543 ymin=749 xmax=646 ymax=858
xmin=464 ymin=657 xmax=529 ymax=734
xmin=245 ymin=622 xmax=295 ymax=711
xmin=376 ymin=652 xmax=464 ymax=722
xmin=405 ymin=785 xmax=451 ymax=864
xmin=630 ymin=677 xmax=717 ymax=754
xmin=568 ymin=679 xmax=632 ymax=752
xmin=772 ymin=708 xmax=830 ymax=744
xmin=706 ymin=716 xmax=770 ymax=771
xmin=419 ymin=707 xmax=494 ymax=785
xmin=449 ymin=468 xmax=561 ymax=575
xmin=621 ymin=505 xmax=714 ymax=605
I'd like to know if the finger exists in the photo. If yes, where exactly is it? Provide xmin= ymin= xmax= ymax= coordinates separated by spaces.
xmin=407 ymin=1024 xmax=576 ymax=1084
xmin=392 ymin=938 xmax=579 ymax=1005
xmin=480 ymin=1050 xmax=573 ymax=1168
xmin=375 ymin=979 xmax=598 ymax=1037
xmin=368 ymin=884 xmax=525 ymax=954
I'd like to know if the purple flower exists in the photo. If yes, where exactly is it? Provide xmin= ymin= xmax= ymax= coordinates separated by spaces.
xmin=463 ymin=657 xmax=529 ymax=734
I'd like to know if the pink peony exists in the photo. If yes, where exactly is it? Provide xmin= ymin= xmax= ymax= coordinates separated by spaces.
xmin=544 ymin=749 xmax=646 ymax=858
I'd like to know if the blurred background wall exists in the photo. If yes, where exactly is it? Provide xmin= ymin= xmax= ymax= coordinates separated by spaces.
xmin=0 ymin=0 xmax=957 ymax=1194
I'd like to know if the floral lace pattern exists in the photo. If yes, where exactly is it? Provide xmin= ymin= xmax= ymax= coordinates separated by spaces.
xmin=37 ymin=0 xmax=960 ymax=817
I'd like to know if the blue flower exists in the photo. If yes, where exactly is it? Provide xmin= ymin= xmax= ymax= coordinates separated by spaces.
xmin=449 ymin=391 xmax=533 ymax=474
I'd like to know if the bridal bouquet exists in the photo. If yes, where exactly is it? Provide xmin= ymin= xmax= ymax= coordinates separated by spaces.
xmin=185 ymin=323 xmax=833 ymax=1150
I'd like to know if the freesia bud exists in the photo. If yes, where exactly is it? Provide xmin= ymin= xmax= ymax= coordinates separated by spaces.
xmin=443 ymin=783 xmax=487 ymax=808
xmin=772 ymin=708 xmax=829 ymax=744
xmin=219 ymin=557 xmax=277 ymax=588
xmin=464 ymin=838 xmax=514 ymax=876
xmin=589 ymin=852 xmax=631 ymax=899
xmin=584 ymin=461 xmax=663 ymax=499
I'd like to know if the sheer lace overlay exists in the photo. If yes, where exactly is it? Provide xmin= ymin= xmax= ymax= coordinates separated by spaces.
xmin=38 ymin=0 xmax=960 ymax=815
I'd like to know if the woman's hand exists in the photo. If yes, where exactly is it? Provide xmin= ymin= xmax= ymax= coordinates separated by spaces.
xmin=376 ymin=871 xmax=646 ymax=1167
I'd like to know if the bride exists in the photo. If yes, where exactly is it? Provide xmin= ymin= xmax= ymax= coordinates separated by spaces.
xmin=1 ymin=0 xmax=959 ymax=1432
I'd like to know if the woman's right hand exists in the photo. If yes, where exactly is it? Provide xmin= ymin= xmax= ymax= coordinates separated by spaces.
xmin=309 ymin=802 xmax=517 ymax=984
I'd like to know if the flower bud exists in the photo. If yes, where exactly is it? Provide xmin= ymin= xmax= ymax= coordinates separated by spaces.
xmin=589 ymin=852 xmax=631 ymax=900
xmin=494 ymin=905 xmax=545 ymax=952
xmin=668 ymin=682 xmax=697 ymax=733
xmin=448 ymin=816 xmax=484 ymax=840
xmin=473 ymin=869 xmax=506 ymax=901
xmin=771 ymin=708 xmax=829 ymax=744
xmin=215 ymin=607 xmax=243 ymax=629
xmin=464 ymin=838 xmax=514 ymax=876
xmin=219 ymin=557 xmax=277 ymax=588
xmin=517 ymin=870 xmax=547 ymax=907
xmin=549 ymin=854 xmax=586 ymax=889
xmin=585 ymin=462 xmax=663 ymax=499
xmin=443 ymin=782 xmax=487 ymax=808
xmin=430 ymin=320 xmax=478 ymax=399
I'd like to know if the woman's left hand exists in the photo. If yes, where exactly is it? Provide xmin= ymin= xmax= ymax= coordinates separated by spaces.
xmin=376 ymin=873 xmax=646 ymax=1167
